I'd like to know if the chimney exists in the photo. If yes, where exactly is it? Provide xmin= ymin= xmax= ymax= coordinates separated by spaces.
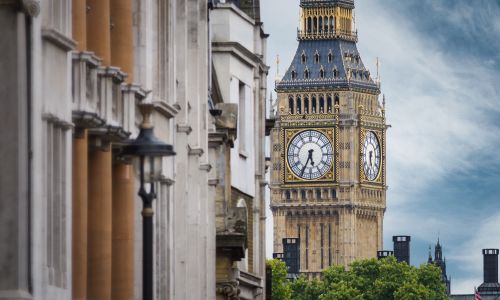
xmin=483 ymin=249 xmax=499 ymax=283
xmin=377 ymin=250 xmax=394 ymax=260
xmin=283 ymin=238 xmax=300 ymax=275
xmin=393 ymin=236 xmax=411 ymax=264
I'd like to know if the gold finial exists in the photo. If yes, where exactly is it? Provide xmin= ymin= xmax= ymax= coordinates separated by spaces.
xmin=275 ymin=54 xmax=281 ymax=82
xmin=376 ymin=57 xmax=381 ymax=86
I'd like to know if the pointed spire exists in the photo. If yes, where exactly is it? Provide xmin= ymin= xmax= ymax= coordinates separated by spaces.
xmin=275 ymin=54 xmax=281 ymax=83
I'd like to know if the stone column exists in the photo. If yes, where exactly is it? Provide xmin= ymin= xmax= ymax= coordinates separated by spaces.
xmin=72 ymin=0 xmax=87 ymax=51
xmin=72 ymin=129 xmax=88 ymax=300
xmin=110 ymin=0 xmax=133 ymax=82
xmin=0 ymin=6 xmax=31 ymax=299
xmin=87 ymin=0 xmax=111 ymax=65
xmin=87 ymin=142 xmax=113 ymax=300
xmin=111 ymin=162 xmax=135 ymax=300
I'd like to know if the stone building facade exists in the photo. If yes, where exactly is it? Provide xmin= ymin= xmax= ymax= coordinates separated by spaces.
xmin=0 ymin=0 xmax=267 ymax=299
xmin=210 ymin=1 xmax=269 ymax=299
xmin=270 ymin=0 xmax=387 ymax=277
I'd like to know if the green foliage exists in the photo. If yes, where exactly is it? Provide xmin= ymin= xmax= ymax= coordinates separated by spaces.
xmin=267 ymin=259 xmax=292 ymax=300
xmin=267 ymin=257 xmax=449 ymax=300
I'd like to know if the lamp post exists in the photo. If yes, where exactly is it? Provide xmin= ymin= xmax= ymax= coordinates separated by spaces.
xmin=123 ymin=103 xmax=175 ymax=300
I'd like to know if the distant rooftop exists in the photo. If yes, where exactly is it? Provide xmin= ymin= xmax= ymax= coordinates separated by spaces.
xmin=300 ymin=0 xmax=355 ymax=9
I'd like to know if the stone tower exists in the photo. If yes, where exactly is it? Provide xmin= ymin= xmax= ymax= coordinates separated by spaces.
xmin=270 ymin=0 xmax=387 ymax=276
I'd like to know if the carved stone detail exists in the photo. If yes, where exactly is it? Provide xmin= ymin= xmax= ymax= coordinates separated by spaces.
xmin=216 ymin=281 xmax=240 ymax=300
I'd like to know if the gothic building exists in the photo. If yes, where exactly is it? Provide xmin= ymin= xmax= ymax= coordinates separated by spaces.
xmin=270 ymin=0 xmax=387 ymax=276
xmin=0 ymin=0 xmax=268 ymax=299
xmin=428 ymin=239 xmax=451 ymax=295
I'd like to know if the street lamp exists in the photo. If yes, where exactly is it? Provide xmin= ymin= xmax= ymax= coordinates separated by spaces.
xmin=122 ymin=103 xmax=175 ymax=300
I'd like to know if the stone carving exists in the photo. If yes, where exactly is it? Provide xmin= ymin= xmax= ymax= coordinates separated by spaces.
xmin=216 ymin=281 xmax=240 ymax=300
xmin=21 ymin=0 xmax=40 ymax=17
xmin=0 ymin=0 xmax=40 ymax=17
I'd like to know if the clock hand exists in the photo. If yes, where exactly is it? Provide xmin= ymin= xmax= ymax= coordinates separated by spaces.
xmin=369 ymin=151 xmax=373 ymax=167
xmin=300 ymin=157 xmax=311 ymax=177
xmin=309 ymin=149 xmax=315 ymax=166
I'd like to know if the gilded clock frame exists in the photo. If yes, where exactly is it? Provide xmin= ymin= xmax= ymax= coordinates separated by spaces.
xmin=359 ymin=127 xmax=385 ymax=187
xmin=283 ymin=127 xmax=337 ymax=185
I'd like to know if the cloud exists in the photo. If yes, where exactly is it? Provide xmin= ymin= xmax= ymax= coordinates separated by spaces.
xmin=262 ymin=1 xmax=500 ymax=295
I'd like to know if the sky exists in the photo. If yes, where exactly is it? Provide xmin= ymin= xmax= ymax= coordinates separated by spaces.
xmin=261 ymin=0 xmax=500 ymax=294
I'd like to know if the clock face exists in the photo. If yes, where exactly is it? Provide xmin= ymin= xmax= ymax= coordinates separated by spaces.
xmin=362 ymin=131 xmax=381 ymax=181
xmin=287 ymin=130 xmax=333 ymax=180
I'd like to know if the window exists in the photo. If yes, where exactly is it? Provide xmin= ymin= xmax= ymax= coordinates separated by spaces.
xmin=301 ymin=190 xmax=306 ymax=200
xmin=319 ymin=97 xmax=324 ymax=113
xmin=318 ymin=17 xmax=323 ymax=32
xmin=307 ymin=17 xmax=312 ymax=33
xmin=296 ymin=97 xmax=302 ymax=114
xmin=288 ymin=97 xmax=294 ymax=114
xmin=316 ymin=189 xmax=321 ymax=199
xmin=304 ymin=69 xmax=310 ymax=79
xmin=313 ymin=17 xmax=317 ymax=32
xmin=333 ymin=68 xmax=338 ymax=78
xmin=291 ymin=70 xmax=297 ymax=79
xmin=312 ymin=97 xmax=317 ymax=113
xmin=328 ymin=52 xmax=333 ymax=63
xmin=301 ymin=52 xmax=307 ymax=64
xmin=314 ymin=52 xmax=320 ymax=64
xmin=304 ymin=97 xmax=309 ymax=114
xmin=45 ymin=119 xmax=70 ymax=287
xmin=238 ymin=81 xmax=247 ymax=153
xmin=329 ymin=16 xmax=334 ymax=32
xmin=286 ymin=191 xmax=291 ymax=200
xmin=331 ymin=189 xmax=337 ymax=198
xmin=327 ymin=96 xmax=333 ymax=113
xmin=324 ymin=16 xmax=328 ymax=32
xmin=319 ymin=68 xmax=325 ymax=79
xmin=334 ymin=94 xmax=340 ymax=106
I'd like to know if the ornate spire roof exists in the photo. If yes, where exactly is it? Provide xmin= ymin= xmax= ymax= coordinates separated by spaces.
xmin=276 ymin=0 xmax=379 ymax=93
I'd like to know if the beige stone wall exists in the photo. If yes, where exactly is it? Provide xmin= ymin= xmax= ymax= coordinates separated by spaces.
xmin=271 ymin=89 xmax=387 ymax=274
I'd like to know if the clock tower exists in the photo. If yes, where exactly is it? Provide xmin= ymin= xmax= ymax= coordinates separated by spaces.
xmin=270 ymin=0 xmax=387 ymax=276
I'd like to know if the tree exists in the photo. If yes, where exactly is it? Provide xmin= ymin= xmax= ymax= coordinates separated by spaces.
xmin=268 ymin=257 xmax=449 ymax=300
xmin=267 ymin=259 xmax=292 ymax=300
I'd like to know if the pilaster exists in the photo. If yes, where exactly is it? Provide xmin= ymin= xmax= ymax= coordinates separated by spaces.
xmin=111 ymin=162 xmax=134 ymax=300
xmin=87 ymin=141 xmax=113 ymax=300
xmin=72 ymin=129 xmax=88 ymax=300
xmin=87 ymin=0 xmax=111 ymax=65
xmin=110 ymin=0 xmax=133 ymax=82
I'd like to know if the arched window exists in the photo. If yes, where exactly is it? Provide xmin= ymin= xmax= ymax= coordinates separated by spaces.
xmin=296 ymin=97 xmax=302 ymax=114
xmin=288 ymin=96 xmax=294 ymax=114
xmin=329 ymin=16 xmax=334 ymax=32
xmin=291 ymin=70 xmax=297 ymax=79
xmin=307 ymin=17 xmax=312 ymax=33
xmin=301 ymin=52 xmax=307 ymax=64
xmin=304 ymin=69 xmax=310 ymax=79
xmin=318 ymin=17 xmax=323 ymax=32
xmin=334 ymin=94 xmax=340 ymax=106
xmin=327 ymin=96 xmax=333 ymax=113
xmin=314 ymin=52 xmax=320 ymax=64
xmin=304 ymin=97 xmax=309 ymax=114
xmin=319 ymin=68 xmax=325 ymax=79
xmin=313 ymin=17 xmax=317 ymax=33
xmin=328 ymin=52 xmax=333 ymax=63
xmin=324 ymin=16 xmax=328 ymax=32
xmin=319 ymin=96 xmax=324 ymax=113
xmin=333 ymin=68 xmax=338 ymax=78
xmin=312 ymin=97 xmax=317 ymax=113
